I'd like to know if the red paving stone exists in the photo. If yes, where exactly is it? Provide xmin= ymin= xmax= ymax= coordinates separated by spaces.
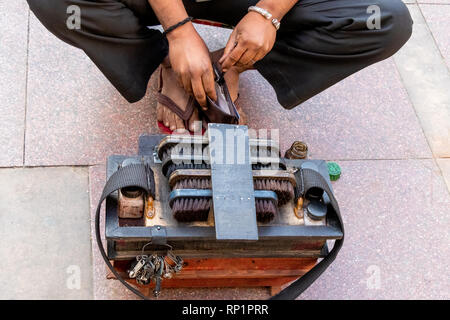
xmin=25 ymin=15 xmax=160 ymax=166
xmin=25 ymin=17 xmax=430 ymax=166
xmin=300 ymin=159 xmax=450 ymax=299
xmin=239 ymin=59 xmax=431 ymax=161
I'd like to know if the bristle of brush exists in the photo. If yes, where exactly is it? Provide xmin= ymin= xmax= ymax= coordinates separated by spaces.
xmin=165 ymin=162 xmax=210 ymax=178
xmin=172 ymin=197 xmax=276 ymax=223
xmin=171 ymin=177 xmax=290 ymax=223
xmin=256 ymin=199 xmax=277 ymax=223
xmin=161 ymin=148 xmax=206 ymax=177
xmin=254 ymin=179 xmax=294 ymax=206
xmin=172 ymin=197 xmax=211 ymax=222
xmin=174 ymin=178 xmax=212 ymax=190
xmin=252 ymin=163 xmax=281 ymax=170
xmin=165 ymin=155 xmax=286 ymax=222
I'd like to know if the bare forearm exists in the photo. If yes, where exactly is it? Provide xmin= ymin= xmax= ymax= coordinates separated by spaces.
xmin=256 ymin=0 xmax=299 ymax=20
xmin=148 ymin=0 xmax=215 ymax=107
xmin=148 ymin=0 xmax=196 ymax=41
xmin=148 ymin=0 xmax=188 ymax=29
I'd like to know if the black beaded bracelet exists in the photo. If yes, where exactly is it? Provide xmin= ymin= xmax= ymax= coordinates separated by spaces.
xmin=163 ymin=16 xmax=193 ymax=35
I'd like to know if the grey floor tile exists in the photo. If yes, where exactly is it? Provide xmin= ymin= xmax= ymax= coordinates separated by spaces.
xmin=394 ymin=4 xmax=450 ymax=157
xmin=0 ymin=1 xmax=28 ymax=166
xmin=0 ymin=167 xmax=93 ymax=299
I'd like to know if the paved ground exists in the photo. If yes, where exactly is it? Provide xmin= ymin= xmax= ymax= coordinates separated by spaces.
xmin=0 ymin=0 xmax=449 ymax=300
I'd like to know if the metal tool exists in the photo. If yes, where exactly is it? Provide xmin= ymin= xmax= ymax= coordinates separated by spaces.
xmin=152 ymin=256 xmax=164 ymax=297
xmin=128 ymin=255 xmax=147 ymax=279
xmin=128 ymin=245 xmax=184 ymax=297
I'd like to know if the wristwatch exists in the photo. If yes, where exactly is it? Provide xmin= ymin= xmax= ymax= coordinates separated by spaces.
xmin=248 ymin=6 xmax=281 ymax=30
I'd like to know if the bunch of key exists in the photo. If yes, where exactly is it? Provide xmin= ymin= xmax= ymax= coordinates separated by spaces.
xmin=128 ymin=251 xmax=184 ymax=297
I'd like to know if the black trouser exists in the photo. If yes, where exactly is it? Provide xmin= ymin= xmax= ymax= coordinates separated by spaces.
xmin=27 ymin=0 xmax=413 ymax=109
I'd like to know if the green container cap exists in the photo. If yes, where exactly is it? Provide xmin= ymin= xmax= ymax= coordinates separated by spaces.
xmin=327 ymin=162 xmax=341 ymax=181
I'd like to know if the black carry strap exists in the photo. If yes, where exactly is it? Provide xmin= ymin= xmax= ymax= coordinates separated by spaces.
xmin=95 ymin=163 xmax=155 ymax=300
xmin=95 ymin=164 xmax=343 ymax=300
xmin=270 ymin=168 xmax=345 ymax=300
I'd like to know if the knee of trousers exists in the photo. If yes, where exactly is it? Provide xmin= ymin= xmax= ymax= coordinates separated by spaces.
xmin=375 ymin=0 xmax=413 ymax=59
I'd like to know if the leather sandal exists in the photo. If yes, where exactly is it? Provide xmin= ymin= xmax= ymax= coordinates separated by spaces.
xmin=156 ymin=67 xmax=197 ymax=134
xmin=156 ymin=49 xmax=245 ymax=134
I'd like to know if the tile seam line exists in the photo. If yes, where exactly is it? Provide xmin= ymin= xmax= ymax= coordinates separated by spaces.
xmin=86 ymin=164 xmax=96 ymax=300
xmin=431 ymin=158 xmax=450 ymax=198
xmin=416 ymin=2 xmax=450 ymax=5
xmin=22 ymin=9 xmax=31 ymax=167
xmin=394 ymin=3 xmax=444 ymax=159
xmin=322 ymin=157 xmax=433 ymax=162
xmin=417 ymin=3 xmax=450 ymax=74
xmin=0 ymin=165 xmax=91 ymax=169
xmin=0 ymin=157 xmax=438 ymax=170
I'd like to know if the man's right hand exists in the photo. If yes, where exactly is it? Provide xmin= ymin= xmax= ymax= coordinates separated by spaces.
xmin=166 ymin=22 xmax=217 ymax=109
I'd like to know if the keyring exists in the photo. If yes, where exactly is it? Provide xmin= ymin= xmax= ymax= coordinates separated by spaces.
xmin=141 ymin=241 xmax=173 ymax=256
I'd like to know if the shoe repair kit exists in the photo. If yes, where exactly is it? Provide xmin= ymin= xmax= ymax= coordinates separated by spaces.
xmin=95 ymin=54 xmax=344 ymax=300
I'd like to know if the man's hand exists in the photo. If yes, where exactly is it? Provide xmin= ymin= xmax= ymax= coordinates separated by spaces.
xmin=219 ymin=11 xmax=277 ymax=72
xmin=148 ymin=0 xmax=216 ymax=108
xmin=219 ymin=0 xmax=299 ymax=71
xmin=166 ymin=23 xmax=216 ymax=109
